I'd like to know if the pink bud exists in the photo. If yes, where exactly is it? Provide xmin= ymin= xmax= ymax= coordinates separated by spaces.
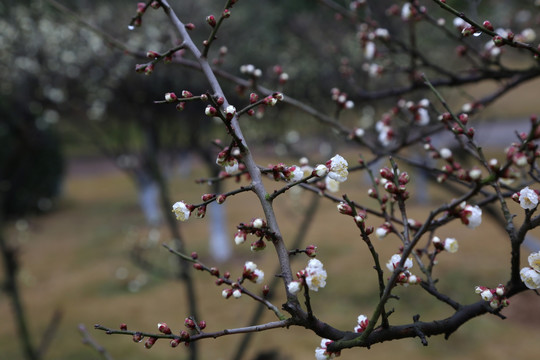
xmin=482 ymin=20 xmax=494 ymax=31
xmin=222 ymin=9 xmax=231 ymax=18
xmin=193 ymin=263 xmax=203 ymax=270
xmin=158 ymin=322 xmax=171 ymax=334
xmin=170 ymin=338 xmax=181 ymax=347
xmin=120 ymin=323 xmax=127 ymax=331
xmin=176 ymin=102 xmax=185 ymax=111
xmin=185 ymin=23 xmax=195 ymax=30
xmin=144 ymin=337 xmax=157 ymax=349
xmin=206 ymin=15 xmax=216 ymax=27
xmin=147 ymin=51 xmax=160 ymax=59
xmin=250 ymin=93 xmax=259 ymax=104
xmin=133 ymin=332 xmax=144 ymax=343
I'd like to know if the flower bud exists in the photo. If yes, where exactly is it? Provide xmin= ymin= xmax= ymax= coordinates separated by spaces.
xmin=305 ymin=245 xmax=317 ymax=257
xmin=176 ymin=102 xmax=185 ymax=111
xmin=250 ymin=239 xmax=266 ymax=252
xmin=191 ymin=251 xmax=198 ymax=259
xmin=193 ymin=263 xmax=203 ymax=270
xmin=225 ymin=105 xmax=236 ymax=120
xmin=198 ymin=321 xmax=207 ymax=330
xmin=144 ymin=337 xmax=157 ymax=349
xmin=252 ymin=218 xmax=265 ymax=229
xmin=170 ymin=338 xmax=181 ymax=347
xmin=262 ymin=284 xmax=270 ymax=296
xmin=185 ymin=23 xmax=195 ymax=30
xmin=133 ymin=332 xmax=144 ymax=343
xmin=206 ymin=15 xmax=216 ymax=27
xmin=205 ymin=105 xmax=217 ymax=116
xmin=120 ymin=323 xmax=128 ymax=330
xmin=158 ymin=322 xmax=171 ymax=334
xmin=184 ymin=318 xmax=196 ymax=329
xmin=337 ymin=202 xmax=353 ymax=215
xmin=482 ymin=20 xmax=494 ymax=31
xmin=210 ymin=267 xmax=220 ymax=277
xmin=222 ymin=9 xmax=231 ymax=18
xmin=147 ymin=51 xmax=160 ymax=59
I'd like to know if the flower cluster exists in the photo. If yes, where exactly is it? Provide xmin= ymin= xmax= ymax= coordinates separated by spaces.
xmin=474 ymin=284 xmax=509 ymax=309
xmin=234 ymin=218 xmax=272 ymax=251
xmin=315 ymin=338 xmax=340 ymax=360
xmin=216 ymin=147 xmax=242 ymax=175
xmin=330 ymin=88 xmax=354 ymax=110
xmin=386 ymin=254 xmax=420 ymax=286
xmin=520 ymin=251 xmax=540 ymax=289
xmin=242 ymin=261 xmax=264 ymax=284
xmin=288 ymin=259 xmax=328 ymax=294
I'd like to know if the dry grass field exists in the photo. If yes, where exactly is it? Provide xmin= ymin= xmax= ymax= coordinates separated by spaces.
xmin=1 ymin=147 xmax=540 ymax=360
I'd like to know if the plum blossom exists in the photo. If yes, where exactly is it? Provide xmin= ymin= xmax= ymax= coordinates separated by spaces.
xmin=172 ymin=201 xmax=190 ymax=221
xmin=328 ymin=155 xmax=348 ymax=182
xmin=243 ymin=261 xmax=265 ymax=284
xmin=520 ymin=251 xmax=540 ymax=289
xmin=520 ymin=267 xmax=540 ymax=289
xmin=288 ymin=280 xmax=301 ymax=295
xmin=325 ymin=176 xmax=340 ymax=193
xmin=462 ymin=204 xmax=482 ymax=229
xmin=354 ymin=315 xmax=369 ymax=333
xmin=518 ymin=186 xmax=538 ymax=210
xmin=305 ymin=259 xmax=327 ymax=291
xmin=224 ymin=158 xmax=239 ymax=174
xmin=315 ymin=338 xmax=340 ymax=360
xmin=386 ymin=254 xmax=413 ymax=272
xmin=286 ymin=165 xmax=304 ymax=182
xmin=444 ymin=238 xmax=459 ymax=253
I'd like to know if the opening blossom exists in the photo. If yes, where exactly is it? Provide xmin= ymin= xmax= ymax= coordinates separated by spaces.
xmin=520 ymin=251 xmax=540 ymax=289
xmin=315 ymin=338 xmax=340 ymax=360
xmin=305 ymin=259 xmax=327 ymax=292
xmin=327 ymin=155 xmax=348 ymax=182
xmin=518 ymin=186 xmax=538 ymax=210
xmin=172 ymin=201 xmax=191 ymax=221
xmin=243 ymin=261 xmax=264 ymax=284
xmin=461 ymin=204 xmax=482 ymax=229
xmin=354 ymin=315 xmax=369 ymax=333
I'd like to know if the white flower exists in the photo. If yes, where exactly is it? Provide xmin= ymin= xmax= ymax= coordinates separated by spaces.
xmin=288 ymin=281 xmax=301 ymax=294
xmin=375 ymin=227 xmax=388 ymax=239
xmin=234 ymin=231 xmax=246 ymax=245
xmin=444 ymin=238 xmax=459 ymax=253
xmin=244 ymin=261 xmax=265 ymax=284
xmin=315 ymin=339 xmax=338 ymax=360
xmin=519 ymin=186 xmax=538 ymax=210
xmin=377 ymin=125 xmax=392 ymax=147
xmin=253 ymin=218 xmax=264 ymax=229
xmin=172 ymin=201 xmax=190 ymax=221
xmin=480 ymin=289 xmax=493 ymax=301
xmin=401 ymin=3 xmax=412 ymax=20
xmin=354 ymin=128 xmax=365 ymax=138
xmin=374 ymin=28 xmax=389 ymax=39
xmin=520 ymin=267 xmax=540 ymax=289
xmin=287 ymin=165 xmax=304 ymax=182
xmin=325 ymin=177 xmax=340 ymax=193
xmin=464 ymin=205 xmax=482 ymax=229
xmin=416 ymin=108 xmax=430 ymax=125
xmin=528 ymin=251 xmax=540 ymax=273
xmin=440 ymin=148 xmax=452 ymax=159
xmin=222 ymin=289 xmax=230 ymax=298
xmin=315 ymin=164 xmax=329 ymax=177
xmin=305 ymin=259 xmax=327 ymax=292
xmin=224 ymin=158 xmax=239 ymax=174
xmin=364 ymin=41 xmax=376 ymax=60
xmin=253 ymin=269 xmax=264 ymax=284
xmin=386 ymin=254 xmax=413 ymax=272
xmin=245 ymin=261 xmax=257 ymax=272
xmin=233 ymin=289 xmax=242 ymax=298
xmin=328 ymin=155 xmax=348 ymax=182
xmin=225 ymin=105 xmax=236 ymax=116
xmin=520 ymin=28 xmax=536 ymax=42
xmin=354 ymin=315 xmax=369 ymax=333
xmin=302 ymin=165 xmax=314 ymax=178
